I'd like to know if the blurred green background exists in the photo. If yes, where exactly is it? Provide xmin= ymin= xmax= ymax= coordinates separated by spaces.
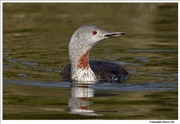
xmin=3 ymin=3 xmax=178 ymax=119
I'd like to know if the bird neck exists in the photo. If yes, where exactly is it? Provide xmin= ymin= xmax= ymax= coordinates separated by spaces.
xmin=77 ymin=50 xmax=89 ymax=69
xmin=69 ymin=45 xmax=97 ymax=82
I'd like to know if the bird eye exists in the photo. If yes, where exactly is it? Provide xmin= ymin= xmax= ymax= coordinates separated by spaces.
xmin=92 ymin=31 xmax=97 ymax=35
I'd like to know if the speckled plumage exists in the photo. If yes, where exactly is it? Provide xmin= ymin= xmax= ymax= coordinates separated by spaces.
xmin=60 ymin=24 xmax=130 ymax=83
xmin=61 ymin=60 xmax=130 ymax=82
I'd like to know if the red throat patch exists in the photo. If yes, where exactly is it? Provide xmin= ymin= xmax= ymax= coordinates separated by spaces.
xmin=77 ymin=50 xmax=89 ymax=69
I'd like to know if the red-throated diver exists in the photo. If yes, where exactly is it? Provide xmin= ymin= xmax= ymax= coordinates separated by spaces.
xmin=60 ymin=24 xmax=130 ymax=83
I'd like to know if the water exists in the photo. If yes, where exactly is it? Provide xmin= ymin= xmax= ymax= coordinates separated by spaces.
xmin=3 ymin=3 xmax=178 ymax=120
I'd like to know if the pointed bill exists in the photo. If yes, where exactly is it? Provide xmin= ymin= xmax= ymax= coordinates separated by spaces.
xmin=104 ymin=32 xmax=125 ymax=38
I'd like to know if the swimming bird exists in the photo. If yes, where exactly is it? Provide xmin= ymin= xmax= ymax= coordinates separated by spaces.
xmin=60 ymin=24 xmax=130 ymax=83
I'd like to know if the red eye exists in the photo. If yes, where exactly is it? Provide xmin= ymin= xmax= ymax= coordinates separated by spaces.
xmin=92 ymin=30 xmax=97 ymax=35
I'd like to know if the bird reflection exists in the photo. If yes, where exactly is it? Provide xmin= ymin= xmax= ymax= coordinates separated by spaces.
xmin=68 ymin=82 xmax=98 ymax=116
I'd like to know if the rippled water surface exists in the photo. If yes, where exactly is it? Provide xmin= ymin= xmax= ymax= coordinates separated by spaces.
xmin=3 ymin=3 xmax=178 ymax=119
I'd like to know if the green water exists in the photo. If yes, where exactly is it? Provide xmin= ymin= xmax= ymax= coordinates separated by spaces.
xmin=3 ymin=3 xmax=178 ymax=119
